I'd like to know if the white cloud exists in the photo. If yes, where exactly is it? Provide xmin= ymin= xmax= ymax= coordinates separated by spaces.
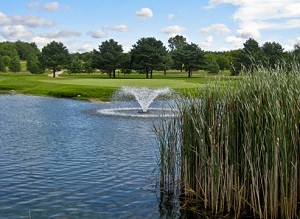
xmin=0 ymin=12 xmax=53 ymax=28
xmin=236 ymin=27 xmax=260 ymax=39
xmin=136 ymin=8 xmax=153 ymax=19
xmin=161 ymin=25 xmax=186 ymax=36
xmin=88 ymin=30 xmax=107 ymax=38
xmin=167 ymin=13 xmax=174 ymax=21
xmin=200 ymin=36 xmax=213 ymax=47
xmin=208 ymin=0 xmax=300 ymax=41
xmin=1 ymin=25 xmax=34 ymax=40
xmin=27 ymin=1 xmax=39 ymax=9
xmin=216 ymin=47 xmax=231 ymax=52
xmin=42 ymin=2 xmax=60 ymax=11
xmin=283 ymin=36 xmax=300 ymax=51
xmin=109 ymin=25 xmax=129 ymax=32
xmin=12 ymin=15 xmax=53 ymax=28
xmin=200 ymin=23 xmax=230 ymax=34
xmin=32 ymin=36 xmax=51 ymax=49
xmin=208 ymin=0 xmax=241 ymax=8
xmin=225 ymin=36 xmax=244 ymax=48
xmin=0 ymin=12 xmax=10 ymax=25
xmin=77 ymin=44 xmax=94 ymax=53
xmin=43 ymin=29 xmax=81 ymax=39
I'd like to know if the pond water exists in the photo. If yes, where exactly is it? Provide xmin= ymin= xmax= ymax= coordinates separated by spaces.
xmin=0 ymin=95 xmax=172 ymax=218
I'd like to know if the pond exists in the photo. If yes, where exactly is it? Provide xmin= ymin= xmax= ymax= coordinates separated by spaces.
xmin=0 ymin=95 xmax=173 ymax=218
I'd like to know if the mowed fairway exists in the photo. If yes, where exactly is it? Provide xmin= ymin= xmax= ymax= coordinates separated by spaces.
xmin=0 ymin=71 xmax=236 ymax=101
xmin=41 ymin=78 xmax=202 ymax=89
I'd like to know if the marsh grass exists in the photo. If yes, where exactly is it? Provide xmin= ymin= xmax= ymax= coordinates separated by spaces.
xmin=156 ymin=66 xmax=300 ymax=218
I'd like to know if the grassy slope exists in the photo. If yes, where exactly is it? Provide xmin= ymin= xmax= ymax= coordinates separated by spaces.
xmin=0 ymin=69 xmax=237 ymax=101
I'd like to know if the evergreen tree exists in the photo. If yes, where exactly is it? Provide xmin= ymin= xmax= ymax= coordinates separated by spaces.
xmin=131 ymin=37 xmax=167 ymax=79
xmin=39 ymin=41 xmax=70 ymax=78
xmin=92 ymin=39 xmax=123 ymax=78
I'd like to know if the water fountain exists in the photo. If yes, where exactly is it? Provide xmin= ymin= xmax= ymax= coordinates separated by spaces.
xmin=97 ymin=87 xmax=176 ymax=118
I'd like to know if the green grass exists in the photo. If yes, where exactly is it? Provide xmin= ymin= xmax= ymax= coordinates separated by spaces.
xmin=0 ymin=70 xmax=237 ymax=101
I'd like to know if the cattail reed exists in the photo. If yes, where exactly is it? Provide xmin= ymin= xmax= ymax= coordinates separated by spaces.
xmin=156 ymin=66 xmax=300 ymax=218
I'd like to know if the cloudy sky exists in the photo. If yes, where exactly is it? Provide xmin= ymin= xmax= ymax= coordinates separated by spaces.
xmin=1 ymin=0 xmax=300 ymax=53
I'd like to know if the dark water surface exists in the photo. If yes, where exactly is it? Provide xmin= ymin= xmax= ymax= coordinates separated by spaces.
xmin=0 ymin=95 xmax=164 ymax=219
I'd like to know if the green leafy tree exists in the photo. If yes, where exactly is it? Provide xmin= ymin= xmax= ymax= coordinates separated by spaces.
xmin=262 ymin=41 xmax=284 ymax=69
xmin=293 ymin=43 xmax=300 ymax=63
xmin=120 ymin=52 xmax=132 ymax=75
xmin=2 ymin=55 xmax=11 ymax=67
xmin=161 ymin=52 xmax=173 ymax=75
xmin=230 ymin=49 xmax=243 ymax=75
xmin=27 ymin=56 xmax=44 ymax=74
xmin=69 ymin=55 xmax=84 ymax=73
xmin=15 ymin=41 xmax=40 ymax=60
xmin=242 ymin=38 xmax=264 ymax=69
xmin=173 ymin=43 xmax=204 ymax=78
xmin=9 ymin=56 xmax=21 ymax=73
xmin=0 ymin=42 xmax=18 ymax=58
xmin=92 ymin=39 xmax=123 ymax=78
xmin=0 ymin=55 xmax=5 ymax=72
xmin=293 ymin=43 xmax=300 ymax=56
xmin=168 ymin=35 xmax=187 ymax=71
xmin=168 ymin=35 xmax=187 ymax=52
xmin=131 ymin=37 xmax=167 ymax=79
xmin=206 ymin=58 xmax=220 ymax=74
xmin=231 ymin=38 xmax=264 ymax=74
xmin=216 ymin=55 xmax=230 ymax=71
xmin=39 ymin=41 xmax=70 ymax=78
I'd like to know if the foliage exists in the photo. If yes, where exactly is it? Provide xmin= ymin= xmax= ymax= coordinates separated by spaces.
xmin=168 ymin=35 xmax=188 ymax=71
xmin=69 ymin=55 xmax=84 ymax=73
xmin=8 ymin=56 xmax=21 ymax=73
xmin=15 ymin=40 xmax=40 ymax=60
xmin=156 ymin=66 xmax=300 ymax=218
xmin=262 ymin=41 xmax=284 ymax=68
xmin=131 ymin=37 xmax=167 ymax=78
xmin=27 ymin=55 xmax=44 ymax=74
xmin=206 ymin=58 xmax=220 ymax=73
xmin=2 ymin=55 xmax=11 ymax=67
xmin=92 ymin=39 xmax=123 ymax=78
xmin=0 ymin=56 xmax=5 ymax=72
xmin=231 ymin=38 xmax=264 ymax=74
xmin=216 ymin=54 xmax=231 ymax=71
xmin=173 ymin=43 xmax=205 ymax=77
xmin=168 ymin=35 xmax=187 ymax=52
xmin=120 ymin=52 xmax=132 ymax=74
xmin=0 ymin=42 xmax=18 ymax=58
xmin=39 ymin=41 xmax=70 ymax=77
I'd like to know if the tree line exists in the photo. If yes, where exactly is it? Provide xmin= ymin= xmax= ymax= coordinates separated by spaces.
xmin=0 ymin=37 xmax=300 ymax=77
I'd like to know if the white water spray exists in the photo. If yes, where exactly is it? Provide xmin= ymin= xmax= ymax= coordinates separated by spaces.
xmin=119 ymin=87 xmax=171 ymax=113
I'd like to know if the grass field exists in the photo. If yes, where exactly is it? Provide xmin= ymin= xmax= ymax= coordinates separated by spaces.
xmin=0 ymin=67 xmax=237 ymax=101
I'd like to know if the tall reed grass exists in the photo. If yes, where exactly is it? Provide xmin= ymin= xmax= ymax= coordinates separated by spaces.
xmin=156 ymin=66 xmax=300 ymax=218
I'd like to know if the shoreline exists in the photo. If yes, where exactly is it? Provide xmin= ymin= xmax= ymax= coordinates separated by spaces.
xmin=0 ymin=90 xmax=111 ymax=104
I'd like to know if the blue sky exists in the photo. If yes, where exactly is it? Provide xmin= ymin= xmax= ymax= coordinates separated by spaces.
xmin=1 ymin=0 xmax=300 ymax=53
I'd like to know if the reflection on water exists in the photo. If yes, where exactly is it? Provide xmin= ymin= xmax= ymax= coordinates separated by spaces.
xmin=0 ymin=95 xmax=177 ymax=218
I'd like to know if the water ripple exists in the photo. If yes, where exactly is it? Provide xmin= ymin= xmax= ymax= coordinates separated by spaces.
xmin=0 ymin=95 xmax=161 ymax=219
